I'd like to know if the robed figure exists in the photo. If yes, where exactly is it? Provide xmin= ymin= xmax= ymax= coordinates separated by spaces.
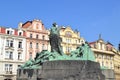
xmin=49 ymin=23 xmax=63 ymax=55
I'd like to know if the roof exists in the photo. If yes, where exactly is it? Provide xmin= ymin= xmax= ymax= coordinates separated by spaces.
xmin=22 ymin=21 xmax=32 ymax=28
xmin=106 ymin=41 xmax=114 ymax=46
xmin=89 ymin=41 xmax=96 ymax=45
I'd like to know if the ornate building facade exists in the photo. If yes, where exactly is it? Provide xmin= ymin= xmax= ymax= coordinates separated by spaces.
xmin=19 ymin=19 xmax=49 ymax=60
xmin=0 ymin=27 xmax=26 ymax=80
xmin=113 ymin=47 xmax=120 ymax=80
xmin=89 ymin=37 xmax=120 ymax=80
xmin=59 ymin=26 xmax=85 ymax=55
xmin=89 ymin=38 xmax=114 ymax=69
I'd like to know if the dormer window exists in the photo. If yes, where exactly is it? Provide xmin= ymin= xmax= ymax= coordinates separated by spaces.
xmin=65 ymin=31 xmax=72 ymax=37
xmin=6 ymin=28 xmax=14 ymax=35
xmin=19 ymin=32 xmax=22 ymax=36
xmin=18 ymin=30 xmax=23 ymax=36
xmin=7 ymin=30 xmax=13 ymax=35
xmin=7 ymin=30 xmax=10 ymax=34
xmin=18 ymin=32 xmax=22 ymax=36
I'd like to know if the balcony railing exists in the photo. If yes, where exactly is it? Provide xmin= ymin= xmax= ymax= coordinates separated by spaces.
xmin=6 ymin=71 xmax=12 ymax=74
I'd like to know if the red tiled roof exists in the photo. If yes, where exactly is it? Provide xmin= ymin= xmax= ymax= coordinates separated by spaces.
xmin=22 ymin=21 xmax=32 ymax=28
xmin=89 ymin=41 xmax=96 ymax=44
xmin=1 ymin=27 xmax=5 ymax=33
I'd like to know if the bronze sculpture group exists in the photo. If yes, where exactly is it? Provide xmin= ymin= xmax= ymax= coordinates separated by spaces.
xmin=21 ymin=23 xmax=95 ymax=69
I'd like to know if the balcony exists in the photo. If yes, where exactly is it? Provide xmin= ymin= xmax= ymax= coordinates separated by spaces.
xmin=18 ymin=48 xmax=23 ymax=51
xmin=6 ymin=71 xmax=12 ymax=74
xmin=5 ymin=46 xmax=14 ymax=50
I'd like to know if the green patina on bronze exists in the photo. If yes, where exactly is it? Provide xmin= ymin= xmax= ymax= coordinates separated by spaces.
xmin=20 ymin=23 xmax=95 ymax=69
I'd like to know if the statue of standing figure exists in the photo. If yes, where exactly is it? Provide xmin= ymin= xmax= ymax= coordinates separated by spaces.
xmin=49 ymin=23 xmax=63 ymax=55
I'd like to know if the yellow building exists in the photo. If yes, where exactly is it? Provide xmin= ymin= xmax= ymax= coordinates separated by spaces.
xmin=89 ymin=38 xmax=114 ymax=69
xmin=60 ymin=26 xmax=85 ymax=55
xmin=89 ymin=37 xmax=120 ymax=80
xmin=113 ymin=48 xmax=120 ymax=80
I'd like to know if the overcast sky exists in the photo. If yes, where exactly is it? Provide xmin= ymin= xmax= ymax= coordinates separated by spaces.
xmin=0 ymin=0 xmax=120 ymax=48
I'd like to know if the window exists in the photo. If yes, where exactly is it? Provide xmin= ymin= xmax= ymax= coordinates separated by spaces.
xmin=6 ymin=40 xmax=9 ymax=46
xmin=10 ymin=41 xmax=13 ymax=47
xmin=5 ymin=64 xmax=13 ymax=72
xmin=81 ymin=40 xmax=84 ymax=44
xmin=110 ymin=62 xmax=113 ymax=69
xmin=9 ymin=64 xmax=12 ymax=71
xmin=68 ymin=47 xmax=71 ymax=53
xmin=18 ymin=52 xmax=22 ymax=60
xmin=100 ymin=43 xmax=102 ymax=50
xmin=29 ymin=52 xmax=32 ymax=59
xmin=9 ymin=52 xmax=13 ymax=59
xmin=66 ymin=39 xmax=71 ymax=43
xmin=19 ymin=32 xmax=22 ymax=36
xmin=42 ymin=35 xmax=45 ymax=40
xmin=36 ymin=34 xmax=39 ymax=39
xmin=76 ymin=40 xmax=77 ymax=44
xmin=7 ymin=30 xmax=10 ymax=34
xmin=6 ymin=40 xmax=14 ymax=47
xmin=6 ymin=28 xmax=14 ymax=35
xmin=65 ymin=31 xmax=72 ymax=37
xmin=18 ymin=41 xmax=22 ymax=48
xmin=18 ymin=65 xmax=21 ymax=69
xmin=102 ymin=54 xmax=104 ymax=59
xmin=30 ymin=42 xmax=32 ymax=48
xmin=36 ymin=43 xmax=39 ymax=49
xmin=79 ymin=39 xmax=81 ymax=43
xmin=5 ymin=51 xmax=13 ymax=59
xmin=102 ymin=61 xmax=104 ymax=66
xmin=110 ymin=56 xmax=113 ymax=60
xmin=66 ymin=47 xmax=71 ymax=53
xmin=30 ymin=34 xmax=32 ymax=38
xmin=5 ymin=64 xmax=9 ymax=71
xmin=95 ymin=54 xmax=98 ymax=58
xmin=42 ymin=44 xmax=45 ymax=50
xmin=7 ymin=30 xmax=13 ymax=35
xmin=36 ymin=24 xmax=39 ymax=29
xmin=106 ymin=61 xmax=108 ymax=67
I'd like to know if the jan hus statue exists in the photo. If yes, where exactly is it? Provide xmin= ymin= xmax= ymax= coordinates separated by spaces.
xmin=49 ymin=23 xmax=63 ymax=55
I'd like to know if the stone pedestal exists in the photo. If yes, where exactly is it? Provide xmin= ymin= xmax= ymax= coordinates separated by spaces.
xmin=17 ymin=60 xmax=105 ymax=80
xmin=102 ymin=69 xmax=115 ymax=80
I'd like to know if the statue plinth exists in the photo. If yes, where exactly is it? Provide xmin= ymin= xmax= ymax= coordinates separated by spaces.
xmin=17 ymin=60 xmax=105 ymax=80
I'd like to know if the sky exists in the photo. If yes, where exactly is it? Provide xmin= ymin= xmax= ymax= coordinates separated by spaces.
xmin=0 ymin=0 xmax=120 ymax=48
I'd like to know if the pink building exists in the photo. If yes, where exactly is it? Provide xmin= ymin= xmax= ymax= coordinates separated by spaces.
xmin=19 ymin=19 xmax=49 ymax=61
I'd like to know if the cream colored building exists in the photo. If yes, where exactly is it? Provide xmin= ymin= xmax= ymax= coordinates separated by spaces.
xmin=113 ymin=48 xmax=120 ymax=80
xmin=59 ymin=26 xmax=85 ymax=55
xmin=89 ymin=37 xmax=120 ymax=80
xmin=89 ymin=38 xmax=114 ymax=69
xmin=0 ymin=27 xmax=26 ymax=80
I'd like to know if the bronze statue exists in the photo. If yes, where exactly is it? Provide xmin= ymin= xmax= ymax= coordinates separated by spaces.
xmin=20 ymin=23 xmax=95 ymax=69
xmin=49 ymin=23 xmax=63 ymax=55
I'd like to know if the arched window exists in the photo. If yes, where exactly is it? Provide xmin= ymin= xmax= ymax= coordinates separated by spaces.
xmin=65 ymin=31 xmax=72 ymax=37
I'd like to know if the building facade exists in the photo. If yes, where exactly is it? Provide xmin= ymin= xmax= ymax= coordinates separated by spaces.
xmin=113 ymin=47 xmax=120 ymax=80
xmin=59 ymin=26 xmax=85 ymax=55
xmin=89 ymin=37 xmax=120 ymax=80
xmin=0 ymin=27 xmax=26 ymax=80
xmin=89 ymin=38 xmax=115 ymax=69
xmin=19 ymin=19 xmax=49 ymax=60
